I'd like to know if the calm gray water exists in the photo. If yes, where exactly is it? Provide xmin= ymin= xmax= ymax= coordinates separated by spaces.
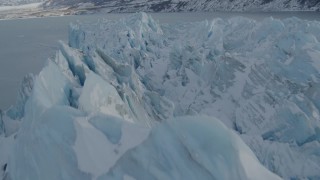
xmin=0 ymin=12 xmax=319 ymax=110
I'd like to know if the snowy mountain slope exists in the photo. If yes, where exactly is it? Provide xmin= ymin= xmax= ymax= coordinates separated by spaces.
xmin=1 ymin=0 xmax=318 ymax=20
xmin=44 ymin=0 xmax=320 ymax=12
xmin=1 ymin=12 xmax=320 ymax=179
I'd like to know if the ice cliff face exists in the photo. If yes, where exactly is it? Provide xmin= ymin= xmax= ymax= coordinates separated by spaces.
xmin=0 ymin=111 xmax=3 ymax=135
xmin=1 ymin=12 xmax=320 ymax=179
xmin=6 ymin=74 xmax=34 ymax=120
xmin=44 ymin=0 xmax=320 ymax=12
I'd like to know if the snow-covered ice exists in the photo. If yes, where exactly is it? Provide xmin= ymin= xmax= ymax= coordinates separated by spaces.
xmin=99 ymin=116 xmax=281 ymax=180
xmin=1 ymin=12 xmax=320 ymax=179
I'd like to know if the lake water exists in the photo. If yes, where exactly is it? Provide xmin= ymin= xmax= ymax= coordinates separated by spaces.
xmin=0 ymin=12 xmax=319 ymax=110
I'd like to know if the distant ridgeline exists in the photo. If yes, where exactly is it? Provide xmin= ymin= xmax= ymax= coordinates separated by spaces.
xmin=43 ymin=0 xmax=320 ymax=11
xmin=0 ymin=0 xmax=44 ymax=6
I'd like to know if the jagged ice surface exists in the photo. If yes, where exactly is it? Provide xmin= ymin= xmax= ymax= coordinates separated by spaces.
xmin=66 ymin=13 xmax=320 ymax=179
xmin=5 ymin=54 xmax=279 ymax=180
xmin=1 ymin=12 xmax=320 ymax=179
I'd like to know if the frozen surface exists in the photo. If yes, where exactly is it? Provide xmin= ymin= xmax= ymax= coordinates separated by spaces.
xmin=73 ymin=114 xmax=149 ymax=179
xmin=65 ymin=13 xmax=320 ymax=179
xmin=1 ymin=12 xmax=320 ymax=180
xmin=99 ymin=116 xmax=281 ymax=180
xmin=78 ymin=72 xmax=132 ymax=121
xmin=0 ymin=135 xmax=14 ymax=178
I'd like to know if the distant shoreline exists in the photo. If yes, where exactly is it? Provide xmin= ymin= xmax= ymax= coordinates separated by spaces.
xmin=0 ymin=3 xmax=319 ymax=21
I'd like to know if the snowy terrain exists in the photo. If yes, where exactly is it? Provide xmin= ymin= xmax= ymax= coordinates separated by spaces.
xmin=44 ymin=0 xmax=320 ymax=12
xmin=0 ymin=0 xmax=43 ymax=6
xmin=1 ymin=0 xmax=319 ymax=20
xmin=0 ymin=2 xmax=53 ymax=20
xmin=0 ymin=2 xmax=41 ymax=11
xmin=1 ymin=12 xmax=320 ymax=179
xmin=3 ymin=0 xmax=320 ymax=11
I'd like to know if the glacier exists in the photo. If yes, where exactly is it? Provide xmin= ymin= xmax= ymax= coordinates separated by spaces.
xmin=1 ymin=12 xmax=320 ymax=179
